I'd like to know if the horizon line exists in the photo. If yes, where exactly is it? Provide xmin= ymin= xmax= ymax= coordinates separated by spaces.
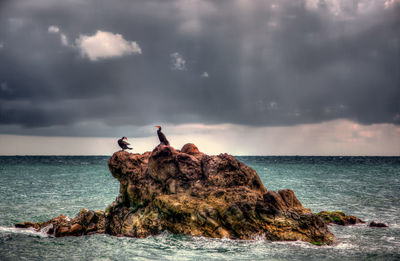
xmin=0 ymin=154 xmax=399 ymax=157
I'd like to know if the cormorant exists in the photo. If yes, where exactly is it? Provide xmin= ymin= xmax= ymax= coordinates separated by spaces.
xmin=155 ymin=126 xmax=170 ymax=145
xmin=118 ymin=136 xmax=132 ymax=151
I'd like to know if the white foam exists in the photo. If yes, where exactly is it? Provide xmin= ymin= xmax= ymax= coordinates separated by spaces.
xmin=334 ymin=242 xmax=356 ymax=249
xmin=40 ymin=224 xmax=54 ymax=236
xmin=0 ymin=226 xmax=50 ymax=237
xmin=272 ymin=240 xmax=315 ymax=249
xmin=388 ymin=223 xmax=399 ymax=228
xmin=381 ymin=236 xmax=396 ymax=242
xmin=270 ymin=239 xmax=357 ymax=250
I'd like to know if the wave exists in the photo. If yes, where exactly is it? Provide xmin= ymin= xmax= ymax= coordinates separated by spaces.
xmin=0 ymin=224 xmax=53 ymax=238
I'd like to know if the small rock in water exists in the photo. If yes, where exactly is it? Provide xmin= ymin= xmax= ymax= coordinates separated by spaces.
xmin=15 ymin=222 xmax=40 ymax=230
xmin=369 ymin=221 xmax=388 ymax=228
xmin=315 ymin=211 xmax=365 ymax=226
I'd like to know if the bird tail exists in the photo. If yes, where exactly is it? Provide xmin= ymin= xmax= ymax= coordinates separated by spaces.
xmin=128 ymin=147 xmax=133 ymax=150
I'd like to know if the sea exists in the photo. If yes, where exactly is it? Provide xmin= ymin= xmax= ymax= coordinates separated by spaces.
xmin=0 ymin=156 xmax=399 ymax=260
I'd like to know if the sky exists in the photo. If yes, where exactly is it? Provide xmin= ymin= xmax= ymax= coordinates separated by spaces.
xmin=0 ymin=0 xmax=399 ymax=155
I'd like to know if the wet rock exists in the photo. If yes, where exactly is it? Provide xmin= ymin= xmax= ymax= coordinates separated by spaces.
xmin=369 ymin=221 xmax=388 ymax=228
xmin=15 ymin=222 xmax=41 ymax=230
xmin=15 ymin=209 xmax=105 ymax=237
xmin=315 ymin=211 xmax=365 ymax=226
xmin=181 ymin=143 xmax=201 ymax=155
xmin=69 ymin=224 xmax=83 ymax=234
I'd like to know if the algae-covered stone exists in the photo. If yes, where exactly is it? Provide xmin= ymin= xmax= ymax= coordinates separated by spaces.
xmin=316 ymin=211 xmax=365 ymax=226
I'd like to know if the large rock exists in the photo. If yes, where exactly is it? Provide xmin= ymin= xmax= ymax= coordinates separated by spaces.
xmin=16 ymin=143 xmax=336 ymax=244
xmin=105 ymin=144 xmax=334 ymax=243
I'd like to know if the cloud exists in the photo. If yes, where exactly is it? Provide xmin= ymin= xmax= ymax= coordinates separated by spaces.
xmin=47 ymin=25 xmax=69 ymax=46
xmin=175 ymin=0 xmax=216 ymax=34
xmin=60 ymin=34 xmax=69 ymax=46
xmin=385 ymin=0 xmax=400 ymax=9
xmin=201 ymin=72 xmax=209 ymax=78
xmin=8 ymin=18 xmax=24 ymax=31
xmin=170 ymin=52 xmax=186 ymax=71
xmin=0 ymin=0 xmax=398 ymax=141
xmin=48 ymin=25 xmax=60 ymax=33
xmin=48 ymin=27 xmax=141 ymax=57
xmin=1 ymin=120 xmax=399 ymax=155
xmin=75 ymin=30 xmax=142 ymax=61
xmin=0 ymin=82 xmax=8 ymax=92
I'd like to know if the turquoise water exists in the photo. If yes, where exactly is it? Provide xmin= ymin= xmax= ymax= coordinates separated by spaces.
xmin=0 ymin=156 xmax=399 ymax=260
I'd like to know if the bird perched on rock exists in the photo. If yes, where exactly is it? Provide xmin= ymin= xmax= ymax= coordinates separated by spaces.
xmin=118 ymin=136 xmax=132 ymax=151
xmin=155 ymin=126 xmax=170 ymax=145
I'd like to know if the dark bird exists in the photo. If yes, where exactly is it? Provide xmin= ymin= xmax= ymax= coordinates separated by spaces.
xmin=155 ymin=126 xmax=170 ymax=145
xmin=118 ymin=136 xmax=132 ymax=151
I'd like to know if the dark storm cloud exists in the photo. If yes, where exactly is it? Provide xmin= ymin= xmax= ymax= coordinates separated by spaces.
xmin=0 ymin=0 xmax=399 ymax=137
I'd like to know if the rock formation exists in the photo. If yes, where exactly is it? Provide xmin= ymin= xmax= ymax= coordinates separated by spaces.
xmin=16 ymin=143 xmax=337 ymax=244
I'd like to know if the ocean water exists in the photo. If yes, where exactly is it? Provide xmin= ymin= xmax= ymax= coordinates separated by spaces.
xmin=0 ymin=156 xmax=399 ymax=260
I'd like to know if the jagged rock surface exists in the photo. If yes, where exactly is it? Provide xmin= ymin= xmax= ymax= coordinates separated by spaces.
xmin=16 ymin=143 xmax=337 ymax=244
xmin=105 ymin=143 xmax=335 ymax=243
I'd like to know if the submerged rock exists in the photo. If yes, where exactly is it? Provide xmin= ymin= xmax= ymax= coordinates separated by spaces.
xmin=315 ymin=211 xmax=365 ymax=226
xmin=16 ymin=143 xmax=336 ymax=244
